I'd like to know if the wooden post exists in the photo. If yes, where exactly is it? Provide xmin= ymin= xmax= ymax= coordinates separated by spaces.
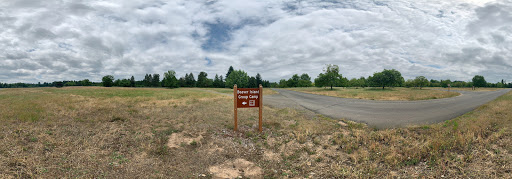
xmin=234 ymin=84 xmax=238 ymax=132
xmin=259 ymin=84 xmax=263 ymax=133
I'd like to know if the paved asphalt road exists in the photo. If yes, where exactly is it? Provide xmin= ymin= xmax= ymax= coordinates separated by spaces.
xmin=265 ymin=88 xmax=511 ymax=128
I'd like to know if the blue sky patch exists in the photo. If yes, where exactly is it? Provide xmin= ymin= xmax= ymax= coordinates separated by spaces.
xmin=205 ymin=57 xmax=212 ymax=66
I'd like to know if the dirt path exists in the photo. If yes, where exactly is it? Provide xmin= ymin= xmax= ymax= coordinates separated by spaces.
xmin=265 ymin=88 xmax=512 ymax=128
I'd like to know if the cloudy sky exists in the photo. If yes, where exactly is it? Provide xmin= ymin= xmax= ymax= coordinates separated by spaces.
xmin=1 ymin=0 xmax=511 ymax=83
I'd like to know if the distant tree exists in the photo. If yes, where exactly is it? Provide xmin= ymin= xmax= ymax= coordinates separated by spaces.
xmin=414 ymin=76 xmax=429 ymax=89
xmin=297 ymin=73 xmax=312 ymax=87
xmin=113 ymin=79 xmax=120 ymax=86
xmin=286 ymin=74 xmax=300 ymax=87
xmin=358 ymin=77 xmax=367 ymax=88
xmin=54 ymin=81 xmax=64 ymax=88
xmin=440 ymin=79 xmax=451 ymax=88
xmin=213 ymin=74 xmax=225 ymax=88
xmin=185 ymin=73 xmax=196 ymax=87
xmin=196 ymin=72 xmax=209 ymax=87
xmin=143 ymin=74 xmax=152 ymax=87
xmin=404 ymin=79 xmax=415 ymax=88
xmin=162 ymin=70 xmax=179 ymax=88
xmin=102 ymin=75 xmax=115 ymax=87
xmin=226 ymin=66 xmax=234 ymax=79
xmin=118 ymin=79 xmax=131 ymax=87
xmin=178 ymin=77 xmax=186 ymax=87
xmin=314 ymin=73 xmax=327 ymax=88
xmin=225 ymin=70 xmax=249 ymax=88
xmin=279 ymin=79 xmax=288 ymax=88
xmin=64 ymin=81 xmax=76 ymax=86
xmin=349 ymin=78 xmax=362 ymax=88
xmin=369 ymin=69 xmax=403 ymax=89
xmin=314 ymin=64 xmax=344 ymax=90
xmin=130 ymin=76 xmax=135 ymax=87
xmin=249 ymin=76 xmax=258 ymax=88
xmin=81 ymin=79 xmax=91 ymax=86
xmin=152 ymin=74 xmax=160 ymax=87
xmin=472 ymin=75 xmax=487 ymax=87
xmin=256 ymin=73 xmax=263 ymax=86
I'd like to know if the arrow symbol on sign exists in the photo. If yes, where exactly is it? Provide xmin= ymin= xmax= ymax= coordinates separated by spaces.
xmin=242 ymin=102 xmax=247 ymax=105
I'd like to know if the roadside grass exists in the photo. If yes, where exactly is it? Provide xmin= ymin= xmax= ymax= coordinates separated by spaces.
xmin=0 ymin=87 xmax=510 ymax=178
xmin=287 ymin=87 xmax=460 ymax=100
xmin=427 ymin=87 xmax=505 ymax=92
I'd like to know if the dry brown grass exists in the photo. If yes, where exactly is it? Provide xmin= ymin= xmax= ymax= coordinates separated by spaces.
xmin=288 ymin=87 xmax=460 ymax=100
xmin=0 ymin=87 xmax=510 ymax=178
xmin=427 ymin=87 xmax=505 ymax=92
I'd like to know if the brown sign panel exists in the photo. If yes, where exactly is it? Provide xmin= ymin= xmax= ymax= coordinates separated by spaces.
xmin=236 ymin=88 xmax=260 ymax=108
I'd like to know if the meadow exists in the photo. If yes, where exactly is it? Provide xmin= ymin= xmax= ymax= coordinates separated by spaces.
xmin=0 ymin=87 xmax=510 ymax=178
xmin=287 ymin=87 xmax=460 ymax=101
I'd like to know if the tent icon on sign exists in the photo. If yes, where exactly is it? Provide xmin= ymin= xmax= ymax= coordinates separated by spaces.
xmin=249 ymin=100 xmax=255 ymax=106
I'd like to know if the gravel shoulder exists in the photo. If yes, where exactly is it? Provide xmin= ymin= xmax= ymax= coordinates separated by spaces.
xmin=265 ymin=88 xmax=512 ymax=128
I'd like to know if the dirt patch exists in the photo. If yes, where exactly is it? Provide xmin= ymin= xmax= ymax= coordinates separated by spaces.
xmin=167 ymin=132 xmax=204 ymax=149
xmin=208 ymin=158 xmax=263 ymax=179
xmin=263 ymin=150 xmax=280 ymax=161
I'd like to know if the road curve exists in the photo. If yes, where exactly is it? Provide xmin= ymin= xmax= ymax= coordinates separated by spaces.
xmin=265 ymin=88 xmax=511 ymax=128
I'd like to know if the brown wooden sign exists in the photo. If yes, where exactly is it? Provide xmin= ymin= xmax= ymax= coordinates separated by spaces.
xmin=234 ymin=84 xmax=263 ymax=133
xmin=236 ymin=88 xmax=260 ymax=108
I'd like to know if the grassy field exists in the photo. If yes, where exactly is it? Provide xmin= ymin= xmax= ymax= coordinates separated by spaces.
xmin=427 ymin=87 xmax=505 ymax=92
xmin=0 ymin=87 xmax=511 ymax=178
xmin=287 ymin=87 xmax=460 ymax=101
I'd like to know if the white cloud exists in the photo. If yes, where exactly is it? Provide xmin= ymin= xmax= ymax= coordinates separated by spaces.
xmin=0 ymin=0 xmax=511 ymax=83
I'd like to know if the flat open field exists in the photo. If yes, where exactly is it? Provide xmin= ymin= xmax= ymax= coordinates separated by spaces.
xmin=287 ymin=87 xmax=460 ymax=101
xmin=1 ymin=87 xmax=511 ymax=178
xmin=427 ymin=87 xmax=505 ymax=92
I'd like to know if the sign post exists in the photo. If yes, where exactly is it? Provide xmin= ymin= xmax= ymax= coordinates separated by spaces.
xmin=233 ymin=84 xmax=263 ymax=133
xmin=234 ymin=85 xmax=238 ymax=132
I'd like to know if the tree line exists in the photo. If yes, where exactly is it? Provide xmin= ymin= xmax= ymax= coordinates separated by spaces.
xmin=98 ymin=66 xmax=271 ymax=88
xmin=272 ymin=64 xmax=511 ymax=89
xmin=1 ymin=65 xmax=510 ymax=89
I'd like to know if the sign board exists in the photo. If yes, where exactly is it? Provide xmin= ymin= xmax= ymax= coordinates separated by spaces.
xmin=236 ymin=88 xmax=260 ymax=108
xmin=234 ymin=84 xmax=263 ymax=133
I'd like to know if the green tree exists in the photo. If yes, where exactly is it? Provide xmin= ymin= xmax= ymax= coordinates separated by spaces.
xmin=54 ymin=81 xmax=64 ymax=88
xmin=130 ymin=76 xmax=135 ymax=87
xmin=196 ymin=72 xmax=209 ymax=87
xmin=279 ymin=79 xmax=288 ymax=88
xmin=256 ymin=73 xmax=263 ymax=86
xmin=440 ymin=79 xmax=451 ymax=88
xmin=102 ymin=75 xmax=115 ymax=87
xmin=178 ymin=77 xmax=186 ymax=87
xmin=472 ymin=75 xmax=487 ymax=87
xmin=225 ymin=70 xmax=249 ymax=88
xmin=81 ymin=79 xmax=91 ymax=86
xmin=369 ymin=69 xmax=403 ymax=89
xmin=414 ymin=76 xmax=429 ymax=89
xmin=162 ymin=70 xmax=179 ymax=88
xmin=152 ymin=74 xmax=160 ymax=87
xmin=405 ymin=79 xmax=415 ymax=88
xmin=298 ymin=73 xmax=312 ymax=87
xmin=226 ymin=66 xmax=234 ymax=79
xmin=249 ymin=76 xmax=258 ymax=88
xmin=314 ymin=64 xmax=344 ymax=90
xmin=143 ymin=74 xmax=152 ymax=87
xmin=185 ymin=73 xmax=196 ymax=87
xmin=287 ymin=74 xmax=300 ymax=87
xmin=213 ymin=74 xmax=225 ymax=88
